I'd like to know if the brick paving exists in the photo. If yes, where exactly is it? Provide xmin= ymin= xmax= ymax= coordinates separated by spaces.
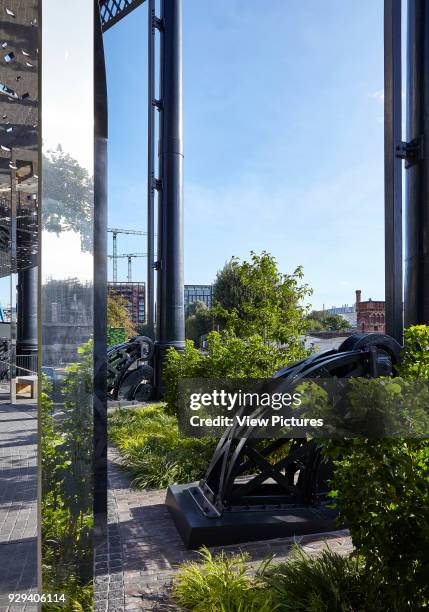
xmin=0 ymin=400 xmax=38 ymax=612
xmin=96 ymin=445 xmax=353 ymax=611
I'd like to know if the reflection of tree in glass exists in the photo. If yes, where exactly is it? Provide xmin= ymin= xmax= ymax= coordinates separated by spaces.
xmin=43 ymin=146 xmax=93 ymax=252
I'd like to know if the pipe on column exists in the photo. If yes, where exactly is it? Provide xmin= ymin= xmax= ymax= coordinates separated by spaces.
xmin=405 ymin=0 xmax=429 ymax=325
xmin=147 ymin=0 xmax=155 ymax=339
xmin=155 ymin=0 xmax=185 ymax=393
xmin=384 ymin=0 xmax=403 ymax=343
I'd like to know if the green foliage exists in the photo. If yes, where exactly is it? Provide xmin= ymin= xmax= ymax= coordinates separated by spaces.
xmin=41 ymin=344 xmax=94 ymax=611
xmin=320 ymin=325 xmax=429 ymax=610
xmin=170 ymin=325 xmax=429 ymax=611
xmin=324 ymin=438 xmax=429 ymax=609
xmin=107 ymin=291 xmax=136 ymax=338
xmin=212 ymin=258 xmax=248 ymax=315
xmin=306 ymin=310 xmax=350 ymax=332
xmin=109 ymin=405 xmax=217 ymax=488
xmin=164 ymin=330 xmax=308 ymax=417
xmin=107 ymin=326 xmax=126 ymax=347
xmin=185 ymin=300 xmax=214 ymax=343
xmin=172 ymin=546 xmax=374 ymax=612
xmin=398 ymin=324 xmax=429 ymax=378
xmin=264 ymin=547 xmax=366 ymax=612
xmin=212 ymin=252 xmax=312 ymax=345
xmin=172 ymin=547 xmax=276 ymax=612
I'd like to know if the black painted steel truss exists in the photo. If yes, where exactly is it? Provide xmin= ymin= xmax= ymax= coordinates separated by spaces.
xmin=99 ymin=0 xmax=146 ymax=32
xmin=191 ymin=333 xmax=402 ymax=518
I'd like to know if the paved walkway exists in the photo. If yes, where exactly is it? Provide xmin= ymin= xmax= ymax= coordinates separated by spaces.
xmin=0 ymin=400 xmax=38 ymax=612
xmin=95 ymin=446 xmax=352 ymax=611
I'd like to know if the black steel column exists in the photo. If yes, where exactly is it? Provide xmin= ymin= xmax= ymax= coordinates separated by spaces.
xmin=16 ymin=266 xmax=38 ymax=357
xmin=155 ymin=0 xmax=185 ymax=391
xmin=94 ymin=0 xmax=108 ymax=517
xmin=384 ymin=0 xmax=403 ymax=342
xmin=405 ymin=0 xmax=429 ymax=326
xmin=147 ymin=0 xmax=155 ymax=339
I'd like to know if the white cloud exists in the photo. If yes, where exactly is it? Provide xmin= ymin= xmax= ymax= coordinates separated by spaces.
xmin=369 ymin=89 xmax=384 ymax=103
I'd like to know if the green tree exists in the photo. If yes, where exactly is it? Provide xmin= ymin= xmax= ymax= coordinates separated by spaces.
xmin=164 ymin=330 xmax=308 ymax=417
xmin=212 ymin=258 xmax=247 ymax=314
xmin=185 ymin=300 xmax=214 ymax=344
xmin=307 ymin=310 xmax=350 ymax=332
xmin=43 ymin=146 xmax=93 ymax=251
xmin=107 ymin=291 xmax=136 ymax=338
xmin=213 ymin=251 xmax=312 ymax=346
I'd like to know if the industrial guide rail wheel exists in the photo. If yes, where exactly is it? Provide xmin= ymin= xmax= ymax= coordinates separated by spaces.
xmin=165 ymin=332 xmax=402 ymax=548
xmin=107 ymin=335 xmax=155 ymax=401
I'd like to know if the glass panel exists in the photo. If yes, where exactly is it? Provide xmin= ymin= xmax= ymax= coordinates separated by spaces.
xmin=41 ymin=0 xmax=94 ymax=607
xmin=0 ymin=1 xmax=39 ymax=607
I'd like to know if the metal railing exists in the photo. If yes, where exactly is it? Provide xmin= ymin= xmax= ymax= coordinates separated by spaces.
xmin=16 ymin=354 xmax=38 ymax=376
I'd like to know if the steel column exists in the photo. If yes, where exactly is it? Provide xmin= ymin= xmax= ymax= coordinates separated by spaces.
xmin=147 ymin=0 xmax=155 ymax=338
xmin=384 ymin=0 xmax=403 ymax=342
xmin=94 ymin=0 xmax=108 ymax=517
xmin=155 ymin=0 xmax=185 ymax=391
xmin=404 ymin=0 xmax=429 ymax=326
xmin=16 ymin=267 xmax=38 ymax=357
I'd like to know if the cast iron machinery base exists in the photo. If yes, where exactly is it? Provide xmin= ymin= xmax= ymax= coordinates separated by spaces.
xmin=166 ymin=333 xmax=402 ymax=548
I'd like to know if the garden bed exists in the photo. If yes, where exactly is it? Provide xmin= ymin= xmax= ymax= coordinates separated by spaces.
xmin=109 ymin=404 xmax=217 ymax=489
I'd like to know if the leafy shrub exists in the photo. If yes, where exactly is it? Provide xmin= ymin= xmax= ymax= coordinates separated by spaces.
xmin=164 ymin=330 xmax=308 ymax=417
xmin=324 ymin=438 xmax=429 ymax=609
xmin=321 ymin=325 xmax=429 ymax=610
xmin=263 ymin=547 xmax=366 ymax=612
xmin=109 ymin=405 xmax=217 ymax=488
xmin=171 ymin=547 xmax=276 ymax=612
xmin=41 ymin=363 xmax=93 ymax=611
xmin=398 ymin=324 xmax=429 ymax=378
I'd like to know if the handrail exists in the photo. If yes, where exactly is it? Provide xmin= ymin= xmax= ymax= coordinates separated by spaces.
xmin=0 ymin=356 xmax=38 ymax=377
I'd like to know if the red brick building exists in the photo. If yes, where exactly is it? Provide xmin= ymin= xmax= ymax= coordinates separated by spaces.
xmin=355 ymin=290 xmax=385 ymax=333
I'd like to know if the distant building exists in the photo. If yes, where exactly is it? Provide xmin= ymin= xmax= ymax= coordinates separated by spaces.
xmin=184 ymin=285 xmax=212 ymax=310
xmin=42 ymin=278 xmax=93 ymax=365
xmin=355 ymin=289 xmax=385 ymax=333
xmin=108 ymin=282 xmax=145 ymax=327
xmin=325 ymin=304 xmax=357 ymax=328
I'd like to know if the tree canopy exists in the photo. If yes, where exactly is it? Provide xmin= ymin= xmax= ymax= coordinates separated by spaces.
xmin=213 ymin=251 xmax=312 ymax=347
xmin=43 ymin=146 xmax=93 ymax=252
xmin=306 ymin=310 xmax=350 ymax=332
xmin=107 ymin=292 xmax=136 ymax=339
xmin=185 ymin=300 xmax=214 ymax=344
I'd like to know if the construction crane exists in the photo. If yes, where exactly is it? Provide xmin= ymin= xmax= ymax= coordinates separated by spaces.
xmin=108 ymin=228 xmax=148 ymax=283
xmin=108 ymin=253 xmax=147 ymax=283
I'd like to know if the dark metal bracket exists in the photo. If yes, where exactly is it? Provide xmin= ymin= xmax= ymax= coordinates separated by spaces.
xmin=153 ymin=98 xmax=163 ymax=111
xmin=153 ymin=178 xmax=162 ymax=191
xmin=153 ymin=16 xmax=164 ymax=31
xmin=396 ymin=136 xmax=424 ymax=168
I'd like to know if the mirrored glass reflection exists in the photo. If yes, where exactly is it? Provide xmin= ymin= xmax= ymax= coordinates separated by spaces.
xmin=41 ymin=0 xmax=94 ymax=607
xmin=0 ymin=1 xmax=39 ymax=607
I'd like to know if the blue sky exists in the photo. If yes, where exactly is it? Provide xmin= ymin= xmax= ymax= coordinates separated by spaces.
xmin=104 ymin=0 xmax=385 ymax=310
